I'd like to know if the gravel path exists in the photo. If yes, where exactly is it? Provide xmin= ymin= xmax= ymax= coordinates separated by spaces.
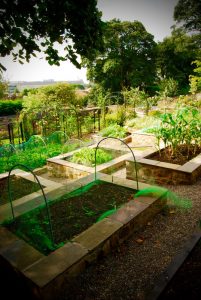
xmin=58 ymin=178 xmax=201 ymax=300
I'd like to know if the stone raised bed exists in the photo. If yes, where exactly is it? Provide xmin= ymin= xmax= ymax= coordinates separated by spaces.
xmin=47 ymin=143 xmax=132 ymax=180
xmin=126 ymin=147 xmax=201 ymax=185
xmin=0 ymin=173 xmax=167 ymax=300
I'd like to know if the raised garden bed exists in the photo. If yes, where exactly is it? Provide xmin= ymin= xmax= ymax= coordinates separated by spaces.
xmin=128 ymin=107 xmax=201 ymax=185
xmin=147 ymin=231 xmax=201 ymax=300
xmin=0 ymin=173 xmax=167 ymax=300
xmin=6 ymin=180 xmax=138 ymax=255
xmin=126 ymin=146 xmax=201 ymax=185
xmin=47 ymin=144 xmax=131 ymax=180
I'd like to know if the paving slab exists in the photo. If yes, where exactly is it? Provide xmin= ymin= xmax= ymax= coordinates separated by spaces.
xmin=23 ymin=242 xmax=88 ymax=287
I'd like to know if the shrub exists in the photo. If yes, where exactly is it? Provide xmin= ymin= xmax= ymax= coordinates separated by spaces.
xmin=104 ymin=112 xmax=118 ymax=125
xmin=0 ymin=99 xmax=23 ymax=116
xmin=159 ymin=78 xmax=179 ymax=97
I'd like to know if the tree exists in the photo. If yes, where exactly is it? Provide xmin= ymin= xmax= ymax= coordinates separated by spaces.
xmin=157 ymin=28 xmax=199 ymax=92
xmin=85 ymin=19 xmax=157 ymax=93
xmin=0 ymin=75 xmax=7 ymax=99
xmin=22 ymin=83 xmax=80 ymax=112
xmin=174 ymin=0 xmax=201 ymax=33
xmin=0 ymin=0 xmax=103 ymax=71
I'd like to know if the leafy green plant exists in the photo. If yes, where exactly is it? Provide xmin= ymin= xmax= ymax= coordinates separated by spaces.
xmin=189 ymin=60 xmax=201 ymax=94
xmin=100 ymin=124 xmax=127 ymax=138
xmin=70 ymin=147 xmax=113 ymax=167
xmin=0 ymin=141 xmax=78 ymax=174
xmin=153 ymin=107 xmax=201 ymax=158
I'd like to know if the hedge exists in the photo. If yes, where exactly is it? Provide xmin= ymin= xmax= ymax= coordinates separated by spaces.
xmin=0 ymin=99 xmax=23 ymax=116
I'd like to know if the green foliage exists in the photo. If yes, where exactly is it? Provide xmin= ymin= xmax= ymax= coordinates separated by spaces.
xmin=0 ymin=0 xmax=103 ymax=71
xmin=123 ymin=87 xmax=144 ymax=113
xmin=157 ymin=27 xmax=199 ymax=91
xmin=189 ymin=60 xmax=201 ymax=94
xmin=148 ymin=110 xmax=162 ymax=118
xmin=20 ymin=84 xmax=82 ymax=138
xmin=22 ymin=83 xmax=78 ymax=112
xmin=100 ymin=124 xmax=127 ymax=138
xmin=177 ymin=94 xmax=201 ymax=109
xmin=85 ymin=19 xmax=157 ymax=92
xmin=174 ymin=0 xmax=201 ymax=34
xmin=159 ymin=78 xmax=179 ymax=97
xmin=153 ymin=107 xmax=201 ymax=156
xmin=0 ymin=142 xmax=78 ymax=174
xmin=0 ymin=76 xmax=8 ymax=98
xmin=70 ymin=147 xmax=113 ymax=167
xmin=0 ymin=99 xmax=23 ymax=116
xmin=123 ymin=87 xmax=155 ymax=115
xmin=126 ymin=115 xmax=160 ymax=131
xmin=116 ymin=106 xmax=126 ymax=126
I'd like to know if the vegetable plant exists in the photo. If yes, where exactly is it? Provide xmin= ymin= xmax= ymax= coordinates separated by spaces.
xmin=153 ymin=107 xmax=201 ymax=159
xmin=70 ymin=147 xmax=113 ymax=167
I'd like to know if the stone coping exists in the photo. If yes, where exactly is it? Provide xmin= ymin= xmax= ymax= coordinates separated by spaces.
xmin=0 ymin=173 xmax=167 ymax=300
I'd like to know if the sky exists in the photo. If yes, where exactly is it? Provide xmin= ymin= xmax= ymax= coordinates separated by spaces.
xmin=0 ymin=0 xmax=178 ymax=83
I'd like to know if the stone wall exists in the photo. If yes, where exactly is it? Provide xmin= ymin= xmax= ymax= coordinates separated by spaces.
xmin=47 ymin=161 xmax=89 ymax=179
xmin=126 ymin=161 xmax=201 ymax=185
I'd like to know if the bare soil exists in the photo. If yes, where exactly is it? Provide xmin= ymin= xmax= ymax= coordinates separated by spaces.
xmin=0 ymin=175 xmax=42 ymax=205
xmin=147 ymin=144 xmax=201 ymax=165
xmin=7 ymin=181 xmax=136 ymax=254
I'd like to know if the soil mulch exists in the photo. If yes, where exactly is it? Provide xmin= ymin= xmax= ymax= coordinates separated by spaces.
xmin=0 ymin=175 xmax=42 ymax=205
xmin=147 ymin=144 xmax=201 ymax=165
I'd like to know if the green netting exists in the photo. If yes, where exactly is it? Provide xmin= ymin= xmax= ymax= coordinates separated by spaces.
xmin=134 ymin=186 xmax=192 ymax=210
xmin=0 ymin=144 xmax=16 ymax=158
